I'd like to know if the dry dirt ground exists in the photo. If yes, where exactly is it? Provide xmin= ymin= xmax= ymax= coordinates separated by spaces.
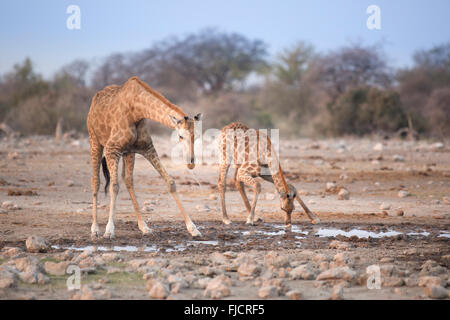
xmin=0 ymin=134 xmax=449 ymax=300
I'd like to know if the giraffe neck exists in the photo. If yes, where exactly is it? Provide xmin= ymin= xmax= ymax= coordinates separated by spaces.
xmin=265 ymin=138 xmax=289 ymax=195
xmin=132 ymin=78 xmax=186 ymax=129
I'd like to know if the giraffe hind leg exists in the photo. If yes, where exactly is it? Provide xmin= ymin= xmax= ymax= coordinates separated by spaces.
xmin=89 ymin=139 xmax=102 ymax=240
xmin=218 ymin=164 xmax=232 ymax=225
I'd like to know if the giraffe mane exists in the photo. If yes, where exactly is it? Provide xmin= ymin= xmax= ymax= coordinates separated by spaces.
xmin=128 ymin=76 xmax=186 ymax=117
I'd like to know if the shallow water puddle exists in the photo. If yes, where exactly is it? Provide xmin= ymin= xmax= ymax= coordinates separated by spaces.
xmin=438 ymin=231 xmax=450 ymax=238
xmin=315 ymin=228 xmax=402 ymax=238
xmin=51 ymin=244 xmax=160 ymax=253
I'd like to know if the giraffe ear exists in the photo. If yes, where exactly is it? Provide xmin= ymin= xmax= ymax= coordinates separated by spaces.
xmin=194 ymin=113 xmax=203 ymax=121
xmin=168 ymin=115 xmax=181 ymax=126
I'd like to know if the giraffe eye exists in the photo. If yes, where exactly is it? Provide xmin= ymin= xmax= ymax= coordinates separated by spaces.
xmin=179 ymin=135 xmax=184 ymax=140
xmin=287 ymin=194 xmax=290 ymax=199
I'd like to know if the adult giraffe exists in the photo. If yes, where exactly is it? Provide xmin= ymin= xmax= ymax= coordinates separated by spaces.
xmin=87 ymin=76 xmax=202 ymax=240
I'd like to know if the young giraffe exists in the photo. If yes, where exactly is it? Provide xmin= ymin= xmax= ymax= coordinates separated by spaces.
xmin=87 ymin=76 xmax=202 ymax=240
xmin=217 ymin=122 xmax=320 ymax=227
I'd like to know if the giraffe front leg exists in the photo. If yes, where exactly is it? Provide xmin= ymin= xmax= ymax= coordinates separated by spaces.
xmin=143 ymin=147 xmax=201 ymax=237
xmin=237 ymin=173 xmax=261 ymax=226
xmin=89 ymin=140 xmax=102 ymax=240
xmin=122 ymin=153 xmax=153 ymax=236
xmin=104 ymin=150 xmax=120 ymax=239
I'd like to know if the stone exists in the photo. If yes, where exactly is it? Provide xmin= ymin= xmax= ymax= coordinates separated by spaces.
xmin=1 ymin=201 xmax=15 ymax=210
xmin=382 ymin=277 xmax=404 ymax=287
xmin=393 ymin=155 xmax=405 ymax=162
xmin=404 ymin=277 xmax=419 ymax=287
xmin=286 ymin=290 xmax=302 ymax=300
xmin=424 ymin=285 xmax=448 ymax=299
xmin=203 ymin=275 xmax=231 ymax=299
xmin=0 ymin=267 xmax=17 ymax=289
xmin=379 ymin=203 xmax=391 ymax=210
xmin=265 ymin=251 xmax=290 ymax=268
xmin=398 ymin=190 xmax=409 ymax=198
xmin=373 ymin=143 xmax=383 ymax=151
xmin=329 ymin=240 xmax=349 ymax=250
xmin=316 ymin=266 xmax=356 ymax=282
xmin=210 ymin=252 xmax=227 ymax=265
xmin=209 ymin=194 xmax=218 ymax=200
xmin=71 ymin=285 xmax=111 ymax=300
xmin=1 ymin=247 xmax=23 ymax=257
xmin=430 ymin=142 xmax=444 ymax=150
xmin=337 ymin=188 xmax=350 ymax=200
xmin=128 ymin=259 xmax=148 ymax=269
xmin=237 ymin=260 xmax=261 ymax=278
xmin=326 ymin=182 xmax=337 ymax=192
xmin=331 ymin=285 xmax=344 ymax=300
xmin=396 ymin=209 xmax=404 ymax=216
xmin=44 ymin=261 xmax=70 ymax=276
xmin=333 ymin=253 xmax=352 ymax=266
xmin=25 ymin=235 xmax=49 ymax=253
xmin=66 ymin=180 xmax=75 ymax=187
xmin=290 ymin=264 xmax=315 ymax=280
xmin=258 ymin=286 xmax=278 ymax=299
xmin=147 ymin=280 xmax=169 ymax=299
xmin=418 ymin=276 xmax=443 ymax=287
xmin=101 ymin=252 xmax=124 ymax=262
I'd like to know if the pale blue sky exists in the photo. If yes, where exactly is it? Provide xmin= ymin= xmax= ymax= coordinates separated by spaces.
xmin=0 ymin=0 xmax=449 ymax=78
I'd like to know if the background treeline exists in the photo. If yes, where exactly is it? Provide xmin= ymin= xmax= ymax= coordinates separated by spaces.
xmin=0 ymin=29 xmax=449 ymax=138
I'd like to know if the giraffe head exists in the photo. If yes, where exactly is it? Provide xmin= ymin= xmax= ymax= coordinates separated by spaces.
xmin=169 ymin=113 xmax=203 ymax=169
xmin=279 ymin=183 xmax=297 ymax=216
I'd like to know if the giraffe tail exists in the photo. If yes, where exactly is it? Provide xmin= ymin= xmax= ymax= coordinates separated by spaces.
xmin=101 ymin=156 xmax=110 ymax=195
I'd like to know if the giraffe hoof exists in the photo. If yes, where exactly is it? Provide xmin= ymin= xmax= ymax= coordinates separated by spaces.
xmin=188 ymin=225 xmax=202 ymax=237
xmin=245 ymin=219 xmax=254 ymax=226
xmin=90 ymin=232 xmax=100 ymax=241
xmin=141 ymin=226 xmax=153 ymax=235
xmin=311 ymin=218 xmax=321 ymax=224
xmin=103 ymin=231 xmax=115 ymax=240
xmin=223 ymin=218 xmax=232 ymax=225
xmin=254 ymin=216 xmax=263 ymax=223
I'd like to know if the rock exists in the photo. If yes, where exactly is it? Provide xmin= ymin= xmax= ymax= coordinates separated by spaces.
xmin=443 ymin=196 xmax=450 ymax=205
xmin=258 ymin=286 xmax=278 ymax=299
xmin=331 ymin=285 xmax=344 ymax=300
xmin=418 ymin=276 xmax=443 ymax=287
xmin=404 ymin=277 xmax=419 ymax=287
xmin=380 ymin=264 xmax=396 ymax=277
xmin=198 ymin=266 xmax=216 ymax=277
xmin=316 ymin=266 xmax=356 ymax=282
xmin=209 ymin=194 xmax=218 ymax=201
xmin=333 ymin=253 xmax=352 ymax=267
xmin=393 ymin=154 xmax=405 ymax=162
xmin=395 ymin=209 xmax=404 ymax=217
xmin=430 ymin=142 xmax=444 ymax=150
xmin=195 ymin=204 xmax=210 ymax=212
xmin=128 ymin=259 xmax=148 ymax=269
xmin=210 ymin=252 xmax=227 ymax=265
xmin=203 ymin=275 xmax=231 ymax=299
xmin=195 ymin=277 xmax=211 ymax=289
xmin=286 ymin=290 xmax=302 ymax=300
xmin=339 ymin=174 xmax=349 ymax=180
xmin=290 ymin=264 xmax=315 ymax=280
xmin=379 ymin=203 xmax=391 ymax=210
xmin=44 ymin=261 xmax=70 ymax=276
xmin=141 ymin=205 xmax=153 ymax=213
xmin=337 ymin=188 xmax=350 ymax=200
xmin=1 ymin=201 xmax=15 ymax=210
xmin=237 ymin=260 xmax=261 ymax=278
xmin=326 ymin=182 xmax=337 ymax=192
xmin=0 ymin=267 xmax=17 ymax=289
xmin=147 ymin=280 xmax=169 ymax=299
xmin=424 ymin=285 xmax=448 ymax=299
xmin=25 ymin=235 xmax=49 ymax=253
xmin=329 ymin=240 xmax=349 ymax=250
xmin=398 ymin=190 xmax=409 ymax=198
xmin=373 ymin=143 xmax=383 ymax=151
xmin=382 ymin=277 xmax=404 ymax=287
xmin=265 ymin=251 xmax=290 ymax=268
xmin=298 ymin=190 xmax=309 ymax=196
xmin=313 ymin=254 xmax=329 ymax=263
xmin=71 ymin=285 xmax=111 ymax=300
xmin=101 ymin=252 xmax=124 ymax=262
xmin=66 ymin=180 xmax=75 ymax=187
xmin=319 ymin=261 xmax=330 ymax=271
xmin=1 ymin=247 xmax=23 ymax=257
